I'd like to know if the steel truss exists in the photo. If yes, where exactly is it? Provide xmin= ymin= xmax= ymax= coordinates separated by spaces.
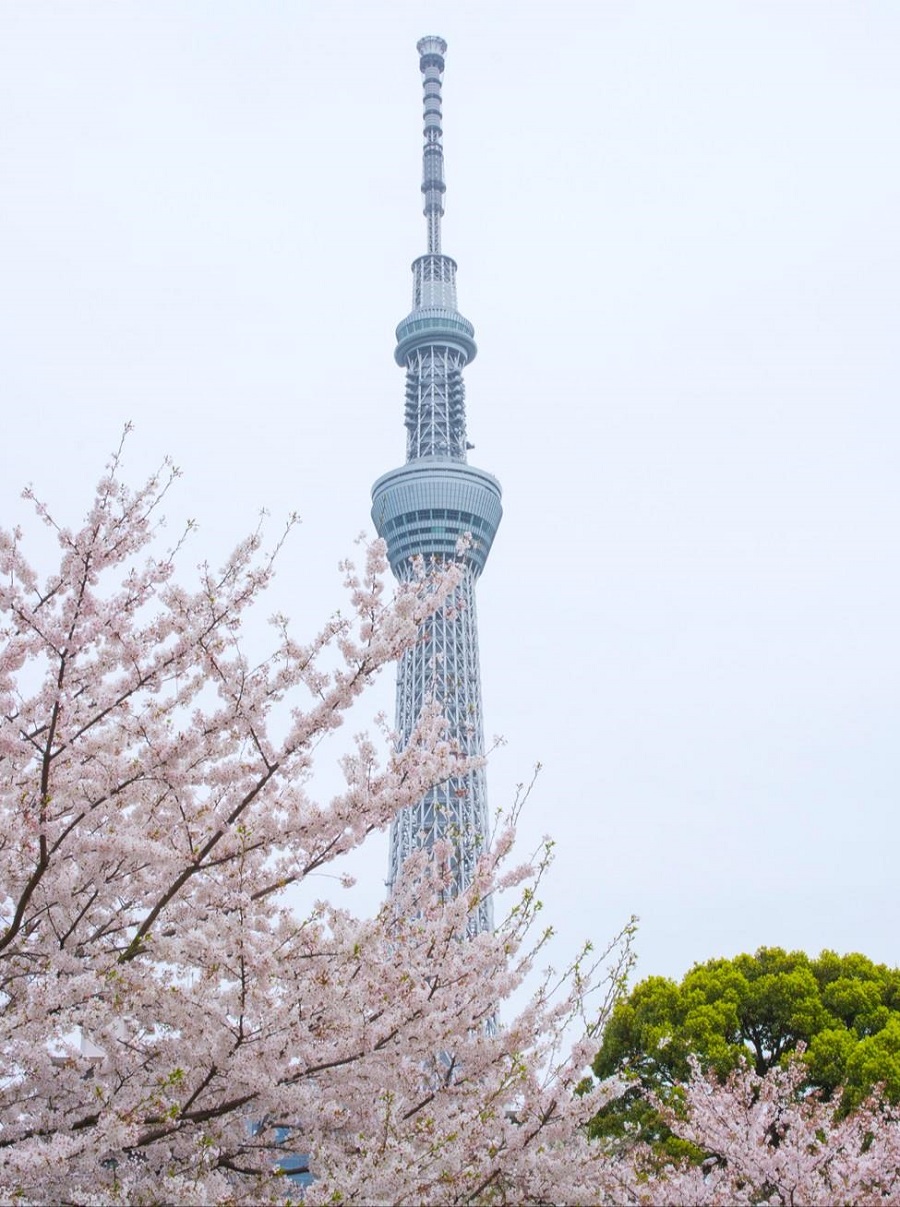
xmin=387 ymin=565 xmax=492 ymax=934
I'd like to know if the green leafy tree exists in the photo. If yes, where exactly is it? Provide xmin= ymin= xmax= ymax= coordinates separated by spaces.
xmin=589 ymin=947 xmax=900 ymax=1157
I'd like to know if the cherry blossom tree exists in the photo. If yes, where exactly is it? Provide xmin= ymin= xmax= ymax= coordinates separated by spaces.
xmin=0 ymin=442 xmax=633 ymax=1206
xmin=609 ymin=1057 xmax=900 ymax=1206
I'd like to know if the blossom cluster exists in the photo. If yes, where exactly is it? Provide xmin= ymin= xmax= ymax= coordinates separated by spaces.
xmin=0 ymin=454 xmax=628 ymax=1205
xmin=615 ymin=1058 xmax=900 ymax=1206
xmin=4 ymin=452 xmax=897 ymax=1205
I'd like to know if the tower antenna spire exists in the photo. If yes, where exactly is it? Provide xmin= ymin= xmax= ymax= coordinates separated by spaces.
xmin=417 ymin=35 xmax=447 ymax=255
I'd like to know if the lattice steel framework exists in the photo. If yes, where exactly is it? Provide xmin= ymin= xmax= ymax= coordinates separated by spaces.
xmin=371 ymin=37 xmax=502 ymax=934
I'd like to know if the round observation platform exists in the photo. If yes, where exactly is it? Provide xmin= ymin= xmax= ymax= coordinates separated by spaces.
xmin=394 ymin=308 xmax=477 ymax=366
xmin=371 ymin=459 xmax=502 ymax=578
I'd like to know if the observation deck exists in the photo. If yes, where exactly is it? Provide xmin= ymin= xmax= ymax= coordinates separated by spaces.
xmin=371 ymin=459 xmax=502 ymax=578
xmin=394 ymin=308 xmax=477 ymax=365
xmin=395 ymin=253 xmax=477 ymax=365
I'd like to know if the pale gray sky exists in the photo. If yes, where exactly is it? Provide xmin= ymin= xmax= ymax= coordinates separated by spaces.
xmin=1 ymin=2 xmax=898 ymax=989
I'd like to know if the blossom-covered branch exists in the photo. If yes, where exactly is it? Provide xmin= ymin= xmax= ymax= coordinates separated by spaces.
xmin=0 ymin=453 xmax=631 ymax=1205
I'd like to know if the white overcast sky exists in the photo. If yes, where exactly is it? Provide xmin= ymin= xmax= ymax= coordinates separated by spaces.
xmin=1 ymin=2 xmax=898 ymax=991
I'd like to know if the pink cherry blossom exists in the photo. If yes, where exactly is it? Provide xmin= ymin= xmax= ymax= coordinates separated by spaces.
xmin=0 ymin=447 xmax=631 ymax=1205
xmin=7 ymin=446 xmax=897 ymax=1205
xmin=611 ymin=1056 xmax=900 ymax=1206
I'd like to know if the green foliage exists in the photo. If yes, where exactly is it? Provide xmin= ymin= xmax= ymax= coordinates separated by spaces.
xmin=589 ymin=947 xmax=900 ymax=1153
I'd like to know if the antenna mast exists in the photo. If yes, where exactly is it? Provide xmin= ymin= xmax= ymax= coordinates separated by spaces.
xmin=418 ymin=35 xmax=447 ymax=255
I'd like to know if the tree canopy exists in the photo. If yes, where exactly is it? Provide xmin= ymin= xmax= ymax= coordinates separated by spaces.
xmin=0 ymin=448 xmax=638 ymax=1205
xmin=589 ymin=946 xmax=900 ymax=1155
xmin=624 ymin=1056 xmax=900 ymax=1206
xmin=6 ymin=448 xmax=900 ymax=1205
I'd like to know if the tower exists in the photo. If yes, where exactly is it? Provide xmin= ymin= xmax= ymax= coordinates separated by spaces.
xmin=371 ymin=36 xmax=502 ymax=934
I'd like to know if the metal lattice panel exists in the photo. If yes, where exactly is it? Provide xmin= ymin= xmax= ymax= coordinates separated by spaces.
xmin=387 ymin=566 xmax=493 ymax=935
xmin=404 ymin=347 xmax=468 ymax=460
xmin=412 ymin=255 xmax=458 ymax=310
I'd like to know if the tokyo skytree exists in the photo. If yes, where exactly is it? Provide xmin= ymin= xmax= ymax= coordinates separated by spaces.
xmin=371 ymin=36 xmax=502 ymax=934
